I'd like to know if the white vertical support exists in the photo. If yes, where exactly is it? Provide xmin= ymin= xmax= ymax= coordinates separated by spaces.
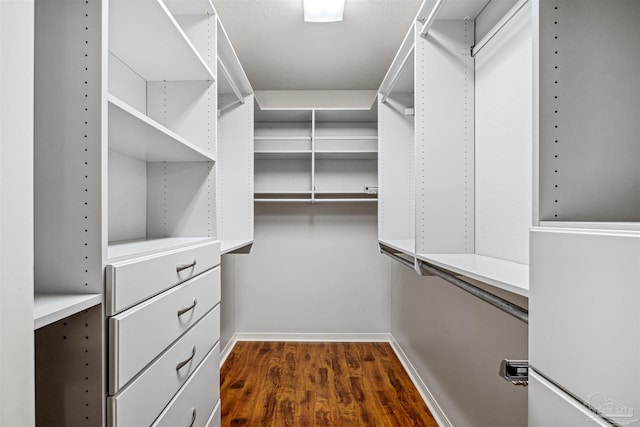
xmin=414 ymin=19 xmax=474 ymax=255
xmin=311 ymin=109 xmax=316 ymax=203
xmin=0 ymin=1 xmax=35 ymax=425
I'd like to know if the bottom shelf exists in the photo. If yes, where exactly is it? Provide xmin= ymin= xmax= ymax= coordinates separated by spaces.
xmin=34 ymin=293 xmax=102 ymax=329
xmin=416 ymin=253 xmax=529 ymax=297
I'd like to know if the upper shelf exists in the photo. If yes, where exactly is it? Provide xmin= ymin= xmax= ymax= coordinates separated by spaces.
xmin=109 ymin=0 xmax=214 ymax=81
xmin=416 ymin=253 xmax=529 ymax=297
xmin=108 ymin=94 xmax=215 ymax=162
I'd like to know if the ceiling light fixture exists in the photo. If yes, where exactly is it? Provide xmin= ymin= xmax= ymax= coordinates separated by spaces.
xmin=303 ymin=0 xmax=345 ymax=23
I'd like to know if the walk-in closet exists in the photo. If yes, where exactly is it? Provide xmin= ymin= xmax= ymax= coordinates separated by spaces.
xmin=0 ymin=0 xmax=638 ymax=426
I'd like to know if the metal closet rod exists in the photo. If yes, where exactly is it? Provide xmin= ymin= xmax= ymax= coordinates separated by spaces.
xmin=380 ymin=247 xmax=529 ymax=324
xmin=419 ymin=0 xmax=448 ymax=37
xmin=217 ymin=57 xmax=245 ymax=105
xmin=471 ymin=0 xmax=529 ymax=57
xmin=380 ymin=46 xmax=414 ymax=105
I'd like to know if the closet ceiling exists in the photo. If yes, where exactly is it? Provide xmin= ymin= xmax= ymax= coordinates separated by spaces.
xmin=212 ymin=0 xmax=423 ymax=90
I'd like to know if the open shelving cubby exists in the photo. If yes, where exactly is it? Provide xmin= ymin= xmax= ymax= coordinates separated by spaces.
xmin=379 ymin=0 xmax=532 ymax=296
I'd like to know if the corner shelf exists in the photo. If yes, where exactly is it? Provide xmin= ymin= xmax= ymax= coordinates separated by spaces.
xmin=109 ymin=0 xmax=214 ymax=81
xmin=108 ymin=94 xmax=215 ymax=162
xmin=34 ymin=293 xmax=103 ymax=330
xmin=416 ymin=253 xmax=529 ymax=297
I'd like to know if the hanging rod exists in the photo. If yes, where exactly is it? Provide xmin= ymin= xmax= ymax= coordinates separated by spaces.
xmin=380 ymin=45 xmax=415 ymax=104
xmin=471 ymin=0 xmax=529 ymax=57
xmin=379 ymin=246 xmax=528 ymax=324
xmin=219 ymin=99 xmax=243 ymax=115
xmin=217 ymin=57 xmax=245 ymax=105
xmin=379 ymin=246 xmax=416 ymax=270
xmin=419 ymin=0 xmax=448 ymax=38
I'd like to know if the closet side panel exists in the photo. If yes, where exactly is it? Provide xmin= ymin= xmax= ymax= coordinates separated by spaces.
xmin=475 ymin=4 xmax=532 ymax=264
xmin=415 ymin=20 xmax=474 ymax=255
xmin=34 ymin=0 xmax=105 ymax=294
xmin=218 ymin=94 xmax=254 ymax=243
xmin=378 ymin=96 xmax=415 ymax=243
xmin=538 ymin=0 xmax=640 ymax=222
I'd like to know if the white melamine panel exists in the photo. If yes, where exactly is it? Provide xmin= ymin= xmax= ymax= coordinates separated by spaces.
xmin=108 ymin=150 xmax=147 ymax=242
xmin=147 ymin=161 xmax=216 ymax=239
xmin=110 ymin=267 xmax=220 ymax=391
xmin=206 ymin=401 xmax=221 ymax=427
xmin=378 ymin=97 xmax=415 ymax=247
xmin=314 ymin=159 xmax=377 ymax=193
xmin=163 ymin=0 xmax=214 ymax=16
xmin=106 ymin=238 xmax=219 ymax=315
xmin=34 ymin=0 xmax=104 ymax=296
xmin=537 ymin=0 xmax=640 ymax=222
xmin=109 ymin=0 xmax=213 ymax=81
xmin=174 ymin=14 xmax=216 ymax=72
xmin=147 ymin=81 xmax=215 ymax=156
xmin=152 ymin=344 xmax=220 ymax=427
xmin=254 ymin=159 xmax=312 ymax=193
xmin=109 ymin=95 xmax=215 ymax=162
xmin=254 ymin=139 xmax=312 ymax=152
xmin=108 ymin=306 xmax=220 ymax=422
xmin=109 ymin=53 xmax=146 ymax=113
xmin=414 ymin=19 xmax=474 ymax=255
xmin=34 ymin=293 xmax=102 ymax=330
xmin=529 ymin=370 xmax=610 ymax=427
xmin=530 ymin=228 xmax=640 ymax=417
xmin=218 ymin=94 xmax=254 ymax=249
xmin=235 ymin=203 xmax=390 ymax=334
xmin=475 ymin=2 xmax=532 ymax=264
xmin=1 ymin=1 xmax=35 ymax=423
xmin=255 ymin=123 xmax=312 ymax=139
xmin=314 ymin=122 xmax=377 ymax=137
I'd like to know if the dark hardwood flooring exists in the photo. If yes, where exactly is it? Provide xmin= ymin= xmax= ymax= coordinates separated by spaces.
xmin=220 ymin=341 xmax=438 ymax=426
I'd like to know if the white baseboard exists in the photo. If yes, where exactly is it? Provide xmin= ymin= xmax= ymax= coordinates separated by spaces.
xmin=234 ymin=332 xmax=391 ymax=342
xmin=389 ymin=335 xmax=452 ymax=427
xmin=219 ymin=334 xmax=238 ymax=367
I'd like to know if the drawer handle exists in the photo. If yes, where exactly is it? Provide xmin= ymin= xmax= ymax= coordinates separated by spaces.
xmin=176 ymin=345 xmax=197 ymax=371
xmin=176 ymin=260 xmax=197 ymax=273
xmin=188 ymin=407 xmax=196 ymax=427
xmin=177 ymin=298 xmax=198 ymax=317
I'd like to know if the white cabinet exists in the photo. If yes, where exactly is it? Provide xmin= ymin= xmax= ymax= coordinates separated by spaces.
xmin=254 ymin=105 xmax=378 ymax=203
xmin=33 ymin=0 xmax=250 ymax=424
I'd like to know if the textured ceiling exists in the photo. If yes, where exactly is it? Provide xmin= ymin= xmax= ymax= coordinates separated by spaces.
xmin=212 ymin=0 xmax=423 ymax=90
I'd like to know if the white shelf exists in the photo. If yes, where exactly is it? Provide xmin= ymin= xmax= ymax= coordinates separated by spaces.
xmin=254 ymin=136 xmax=311 ymax=141
xmin=109 ymin=0 xmax=214 ymax=81
xmin=315 ymin=136 xmax=378 ymax=141
xmin=108 ymin=94 xmax=215 ymax=162
xmin=315 ymin=151 xmax=378 ymax=160
xmin=255 ymin=150 xmax=312 ymax=159
xmin=221 ymin=239 xmax=253 ymax=255
xmin=416 ymin=253 xmax=529 ymax=297
xmin=108 ymin=237 xmax=217 ymax=261
xmin=254 ymin=198 xmax=312 ymax=203
xmin=34 ymin=293 xmax=103 ymax=330
xmin=539 ymin=221 xmax=640 ymax=232
xmin=255 ymin=190 xmax=312 ymax=195
xmin=379 ymin=239 xmax=416 ymax=257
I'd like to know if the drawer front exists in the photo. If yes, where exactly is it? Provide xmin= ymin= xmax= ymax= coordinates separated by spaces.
xmin=110 ymin=267 xmax=220 ymax=391
xmin=152 ymin=344 xmax=220 ymax=427
xmin=106 ymin=240 xmax=220 ymax=315
xmin=108 ymin=306 xmax=220 ymax=425
xmin=205 ymin=401 xmax=221 ymax=427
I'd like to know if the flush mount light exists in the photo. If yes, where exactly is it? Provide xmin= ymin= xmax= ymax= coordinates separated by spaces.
xmin=303 ymin=0 xmax=345 ymax=22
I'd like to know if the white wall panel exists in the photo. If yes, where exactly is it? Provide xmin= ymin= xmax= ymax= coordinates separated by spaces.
xmin=235 ymin=203 xmax=390 ymax=335
xmin=108 ymin=150 xmax=147 ymax=242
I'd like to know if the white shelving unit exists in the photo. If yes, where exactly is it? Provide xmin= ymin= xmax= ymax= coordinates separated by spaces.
xmin=378 ymin=0 xmax=531 ymax=297
xmin=254 ymin=105 xmax=378 ymax=203
xmin=34 ymin=0 xmax=242 ymax=424
xmin=216 ymin=17 xmax=254 ymax=255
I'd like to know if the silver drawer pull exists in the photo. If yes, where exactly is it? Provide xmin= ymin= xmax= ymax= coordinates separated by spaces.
xmin=177 ymin=298 xmax=198 ymax=317
xmin=188 ymin=407 xmax=196 ymax=427
xmin=176 ymin=346 xmax=197 ymax=371
xmin=176 ymin=260 xmax=197 ymax=273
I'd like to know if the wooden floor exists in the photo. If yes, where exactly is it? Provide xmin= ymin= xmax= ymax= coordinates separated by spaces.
xmin=220 ymin=342 xmax=438 ymax=427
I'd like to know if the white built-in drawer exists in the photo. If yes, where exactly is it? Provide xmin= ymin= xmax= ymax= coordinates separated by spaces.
xmin=110 ymin=267 xmax=220 ymax=392
xmin=152 ymin=344 xmax=220 ymax=427
xmin=106 ymin=239 xmax=220 ymax=315
xmin=108 ymin=306 xmax=220 ymax=426
xmin=205 ymin=401 xmax=221 ymax=427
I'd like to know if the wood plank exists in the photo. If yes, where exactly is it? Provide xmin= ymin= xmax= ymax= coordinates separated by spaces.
xmin=221 ymin=342 xmax=438 ymax=427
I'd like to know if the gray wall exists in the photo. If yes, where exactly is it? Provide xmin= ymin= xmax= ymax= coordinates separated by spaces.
xmin=391 ymin=263 xmax=528 ymax=427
